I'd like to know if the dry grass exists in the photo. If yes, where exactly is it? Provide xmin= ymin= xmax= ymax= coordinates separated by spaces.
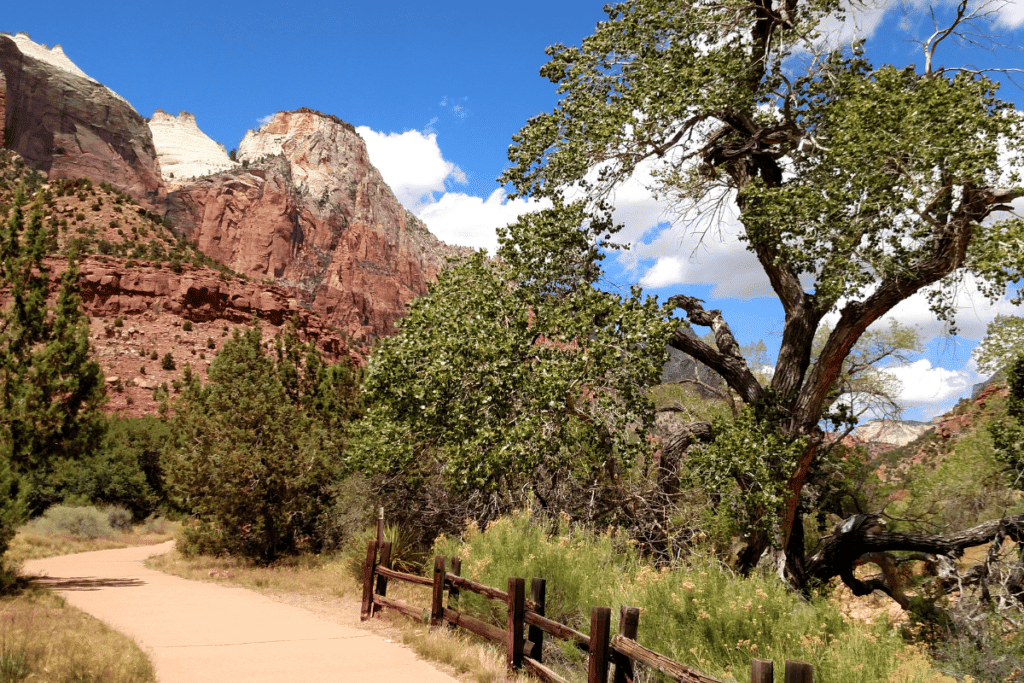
xmin=146 ymin=549 xmax=356 ymax=598
xmin=147 ymin=549 xmax=533 ymax=683
xmin=0 ymin=518 xmax=177 ymax=682
xmin=384 ymin=615 xmax=526 ymax=683
xmin=0 ymin=587 xmax=155 ymax=683
xmin=6 ymin=526 xmax=178 ymax=565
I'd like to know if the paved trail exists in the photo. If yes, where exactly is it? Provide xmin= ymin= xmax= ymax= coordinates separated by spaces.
xmin=24 ymin=543 xmax=459 ymax=683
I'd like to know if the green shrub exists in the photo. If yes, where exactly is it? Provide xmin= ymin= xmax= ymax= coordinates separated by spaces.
xmin=149 ymin=350 xmax=158 ymax=361
xmin=182 ymin=320 xmax=193 ymax=332
xmin=105 ymin=506 xmax=133 ymax=533
xmin=24 ymin=505 xmax=114 ymax=539
xmin=434 ymin=510 xmax=931 ymax=683
xmin=22 ymin=415 xmax=171 ymax=521
xmin=113 ymin=317 xmax=123 ymax=328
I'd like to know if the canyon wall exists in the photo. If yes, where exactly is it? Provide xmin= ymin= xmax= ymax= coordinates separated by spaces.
xmin=166 ymin=109 xmax=469 ymax=340
xmin=0 ymin=33 xmax=164 ymax=208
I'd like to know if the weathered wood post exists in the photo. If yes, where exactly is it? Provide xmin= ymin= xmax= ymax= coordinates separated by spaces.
xmin=785 ymin=660 xmax=813 ymax=683
xmin=528 ymin=577 xmax=546 ymax=661
xmin=359 ymin=539 xmax=378 ymax=621
xmin=751 ymin=658 xmax=774 ymax=683
xmin=446 ymin=555 xmax=462 ymax=628
xmin=430 ymin=555 xmax=446 ymax=626
xmin=612 ymin=606 xmax=639 ymax=683
xmin=376 ymin=506 xmax=385 ymax=545
xmin=372 ymin=540 xmax=392 ymax=618
xmin=507 ymin=577 xmax=526 ymax=670
xmin=588 ymin=606 xmax=612 ymax=683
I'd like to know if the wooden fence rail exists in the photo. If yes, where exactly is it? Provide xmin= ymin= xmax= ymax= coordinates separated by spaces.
xmin=360 ymin=540 xmax=814 ymax=683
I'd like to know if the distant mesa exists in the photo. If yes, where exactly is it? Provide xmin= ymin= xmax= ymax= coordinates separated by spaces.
xmin=852 ymin=419 xmax=935 ymax=447
xmin=148 ymin=109 xmax=239 ymax=184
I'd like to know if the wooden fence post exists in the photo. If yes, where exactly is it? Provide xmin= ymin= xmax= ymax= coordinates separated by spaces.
xmin=359 ymin=539 xmax=378 ymax=621
xmin=613 ymin=606 xmax=639 ymax=683
xmin=372 ymin=540 xmax=392 ymax=618
xmin=447 ymin=556 xmax=462 ymax=628
xmin=528 ymin=577 xmax=546 ymax=661
xmin=376 ymin=506 xmax=385 ymax=545
xmin=588 ymin=606 xmax=612 ymax=683
xmin=507 ymin=577 xmax=526 ymax=670
xmin=430 ymin=555 xmax=446 ymax=626
xmin=751 ymin=659 xmax=774 ymax=683
xmin=785 ymin=660 xmax=813 ymax=683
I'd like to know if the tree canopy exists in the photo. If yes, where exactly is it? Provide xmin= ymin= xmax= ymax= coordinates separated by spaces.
xmin=498 ymin=0 xmax=1024 ymax=586
xmin=167 ymin=324 xmax=359 ymax=562
xmin=974 ymin=314 xmax=1024 ymax=377
xmin=352 ymin=203 xmax=673 ymax=526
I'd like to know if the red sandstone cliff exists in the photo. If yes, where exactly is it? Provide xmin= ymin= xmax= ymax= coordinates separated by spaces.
xmin=0 ymin=33 xmax=165 ymax=208
xmin=166 ymin=109 xmax=469 ymax=340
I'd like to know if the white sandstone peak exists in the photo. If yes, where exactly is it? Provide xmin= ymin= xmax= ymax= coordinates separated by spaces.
xmin=149 ymin=110 xmax=239 ymax=184
xmin=3 ymin=32 xmax=130 ymax=105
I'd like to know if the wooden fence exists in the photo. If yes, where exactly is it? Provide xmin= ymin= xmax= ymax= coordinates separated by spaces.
xmin=360 ymin=539 xmax=815 ymax=683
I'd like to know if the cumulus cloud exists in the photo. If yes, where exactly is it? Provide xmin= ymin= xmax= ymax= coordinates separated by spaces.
xmin=416 ymin=190 xmax=551 ymax=253
xmin=996 ymin=0 xmax=1024 ymax=27
xmin=357 ymin=124 xmax=548 ymax=250
xmin=356 ymin=126 xmax=468 ymax=210
xmin=596 ymin=165 xmax=773 ymax=297
xmin=880 ymin=359 xmax=974 ymax=418
xmin=256 ymin=114 xmax=275 ymax=128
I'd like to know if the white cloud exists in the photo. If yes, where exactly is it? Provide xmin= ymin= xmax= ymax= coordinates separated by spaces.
xmin=599 ymin=170 xmax=773 ymax=297
xmin=256 ymin=114 xmax=274 ymax=128
xmin=881 ymin=358 xmax=974 ymax=418
xmin=416 ymin=189 xmax=551 ymax=253
xmin=356 ymin=125 xmax=548 ymax=250
xmin=996 ymin=0 xmax=1024 ymax=27
xmin=356 ymin=126 xmax=467 ymax=210
xmin=814 ymin=0 xmax=891 ymax=44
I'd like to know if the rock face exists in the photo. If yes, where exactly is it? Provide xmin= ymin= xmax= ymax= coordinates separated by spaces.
xmin=148 ymin=110 xmax=238 ymax=186
xmin=0 ymin=33 xmax=164 ymax=207
xmin=166 ymin=109 xmax=469 ymax=340
xmin=59 ymin=256 xmax=352 ymax=359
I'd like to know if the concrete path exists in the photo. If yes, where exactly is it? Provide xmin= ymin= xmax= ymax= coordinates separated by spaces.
xmin=24 ymin=543 xmax=459 ymax=683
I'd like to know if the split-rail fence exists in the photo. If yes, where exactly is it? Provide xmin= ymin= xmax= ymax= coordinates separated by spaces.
xmin=359 ymin=539 xmax=815 ymax=683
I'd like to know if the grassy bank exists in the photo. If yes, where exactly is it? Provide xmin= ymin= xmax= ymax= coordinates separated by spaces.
xmin=433 ymin=510 xmax=954 ymax=683
xmin=0 ymin=505 xmax=177 ymax=683
xmin=0 ymin=587 xmax=155 ymax=683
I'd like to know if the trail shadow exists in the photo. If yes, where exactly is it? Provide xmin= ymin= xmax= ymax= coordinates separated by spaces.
xmin=30 ymin=576 xmax=145 ymax=591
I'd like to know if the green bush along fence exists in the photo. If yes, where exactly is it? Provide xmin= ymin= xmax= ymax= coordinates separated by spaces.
xmin=359 ymin=539 xmax=814 ymax=683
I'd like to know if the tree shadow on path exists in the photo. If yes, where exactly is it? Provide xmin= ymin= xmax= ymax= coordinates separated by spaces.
xmin=30 ymin=576 xmax=146 ymax=591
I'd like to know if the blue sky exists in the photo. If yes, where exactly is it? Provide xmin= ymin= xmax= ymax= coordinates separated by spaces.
xmin=6 ymin=1 xmax=1024 ymax=421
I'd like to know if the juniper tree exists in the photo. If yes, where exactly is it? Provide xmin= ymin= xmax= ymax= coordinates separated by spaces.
xmin=0 ymin=186 xmax=106 ymax=554
xmin=166 ymin=326 xmax=358 ymax=563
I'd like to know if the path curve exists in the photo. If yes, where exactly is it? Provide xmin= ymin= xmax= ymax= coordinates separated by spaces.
xmin=24 ymin=543 xmax=459 ymax=683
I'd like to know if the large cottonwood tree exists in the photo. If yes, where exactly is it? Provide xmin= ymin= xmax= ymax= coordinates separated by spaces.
xmin=501 ymin=0 xmax=1024 ymax=592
